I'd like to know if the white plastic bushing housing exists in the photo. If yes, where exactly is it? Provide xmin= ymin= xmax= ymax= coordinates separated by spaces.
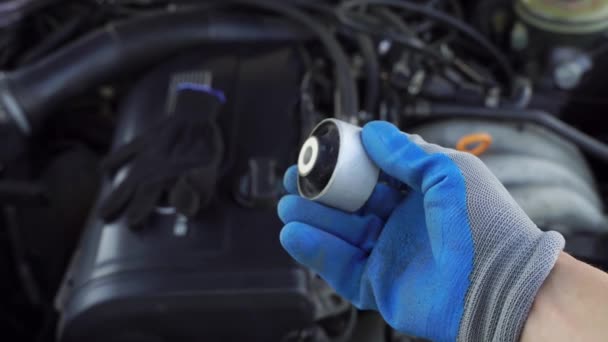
xmin=297 ymin=119 xmax=380 ymax=212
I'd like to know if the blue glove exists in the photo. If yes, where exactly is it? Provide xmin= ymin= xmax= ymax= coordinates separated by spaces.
xmin=278 ymin=121 xmax=564 ymax=342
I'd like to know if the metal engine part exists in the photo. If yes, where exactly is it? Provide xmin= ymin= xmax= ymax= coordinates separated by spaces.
xmin=515 ymin=0 xmax=608 ymax=35
xmin=412 ymin=119 xmax=607 ymax=234
xmin=55 ymin=45 xmax=347 ymax=342
xmin=510 ymin=0 xmax=608 ymax=89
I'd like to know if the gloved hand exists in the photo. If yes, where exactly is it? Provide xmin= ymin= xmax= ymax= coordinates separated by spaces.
xmin=278 ymin=121 xmax=564 ymax=342
xmin=100 ymin=88 xmax=224 ymax=227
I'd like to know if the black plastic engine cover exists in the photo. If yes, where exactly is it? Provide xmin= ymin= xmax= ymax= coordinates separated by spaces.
xmin=56 ymin=44 xmax=313 ymax=342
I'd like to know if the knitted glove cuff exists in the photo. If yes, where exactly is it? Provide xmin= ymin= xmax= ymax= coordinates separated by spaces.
xmin=457 ymin=230 xmax=564 ymax=342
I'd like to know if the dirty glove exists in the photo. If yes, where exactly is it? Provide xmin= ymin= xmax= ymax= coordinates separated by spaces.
xmin=100 ymin=88 xmax=224 ymax=227
xmin=278 ymin=121 xmax=564 ymax=342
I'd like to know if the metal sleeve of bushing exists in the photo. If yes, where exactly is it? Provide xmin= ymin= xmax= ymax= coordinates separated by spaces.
xmin=297 ymin=118 xmax=379 ymax=212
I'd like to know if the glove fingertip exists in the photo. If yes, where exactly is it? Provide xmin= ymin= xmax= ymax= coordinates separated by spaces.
xmin=279 ymin=222 xmax=367 ymax=303
xmin=283 ymin=165 xmax=299 ymax=195
xmin=99 ymin=186 xmax=133 ymax=222
xmin=362 ymin=121 xmax=430 ymax=192
xmin=279 ymin=222 xmax=304 ymax=253
xmin=99 ymin=198 xmax=121 ymax=222
xmin=361 ymin=121 xmax=407 ymax=159
xmin=169 ymin=182 xmax=201 ymax=218
xmin=362 ymin=120 xmax=398 ymax=133
xmin=277 ymin=195 xmax=299 ymax=224
xmin=279 ymin=222 xmax=324 ymax=266
xmin=102 ymin=138 xmax=144 ymax=173
xmin=125 ymin=204 xmax=150 ymax=228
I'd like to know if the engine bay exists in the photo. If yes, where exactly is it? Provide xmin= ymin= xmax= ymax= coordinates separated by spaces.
xmin=1 ymin=0 xmax=608 ymax=341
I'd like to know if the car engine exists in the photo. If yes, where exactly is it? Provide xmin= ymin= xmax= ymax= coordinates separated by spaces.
xmin=1 ymin=1 xmax=608 ymax=341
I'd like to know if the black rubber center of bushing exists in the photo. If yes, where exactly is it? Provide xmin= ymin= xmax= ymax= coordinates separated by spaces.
xmin=299 ymin=121 xmax=340 ymax=198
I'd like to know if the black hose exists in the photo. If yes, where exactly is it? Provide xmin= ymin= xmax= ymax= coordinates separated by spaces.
xmin=289 ymin=0 xmax=382 ymax=116
xmin=339 ymin=0 xmax=516 ymax=93
xmin=290 ymin=1 xmax=377 ymax=118
xmin=221 ymin=0 xmax=358 ymax=120
xmin=0 ymin=0 xmax=57 ymax=27
xmin=445 ymin=0 xmax=463 ymax=19
xmin=4 ymin=206 xmax=42 ymax=307
xmin=407 ymin=103 xmax=608 ymax=162
xmin=18 ymin=12 xmax=89 ymax=66
xmin=417 ymin=0 xmax=463 ymax=35
xmin=1 ymin=9 xmax=315 ymax=132
xmin=355 ymin=34 xmax=379 ymax=114
xmin=372 ymin=7 xmax=413 ymax=35
xmin=336 ymin=8 xmax=444 ymax=61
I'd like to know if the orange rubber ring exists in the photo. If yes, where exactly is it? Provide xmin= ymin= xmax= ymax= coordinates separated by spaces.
xmin=456 ymin=133 xmax=493 ymax=156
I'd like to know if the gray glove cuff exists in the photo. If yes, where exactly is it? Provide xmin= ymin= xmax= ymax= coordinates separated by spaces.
xmin=457 ymin=229 xmax=565 ymax=342
xmin=409 ymin=134 xmax=566 ymax=342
